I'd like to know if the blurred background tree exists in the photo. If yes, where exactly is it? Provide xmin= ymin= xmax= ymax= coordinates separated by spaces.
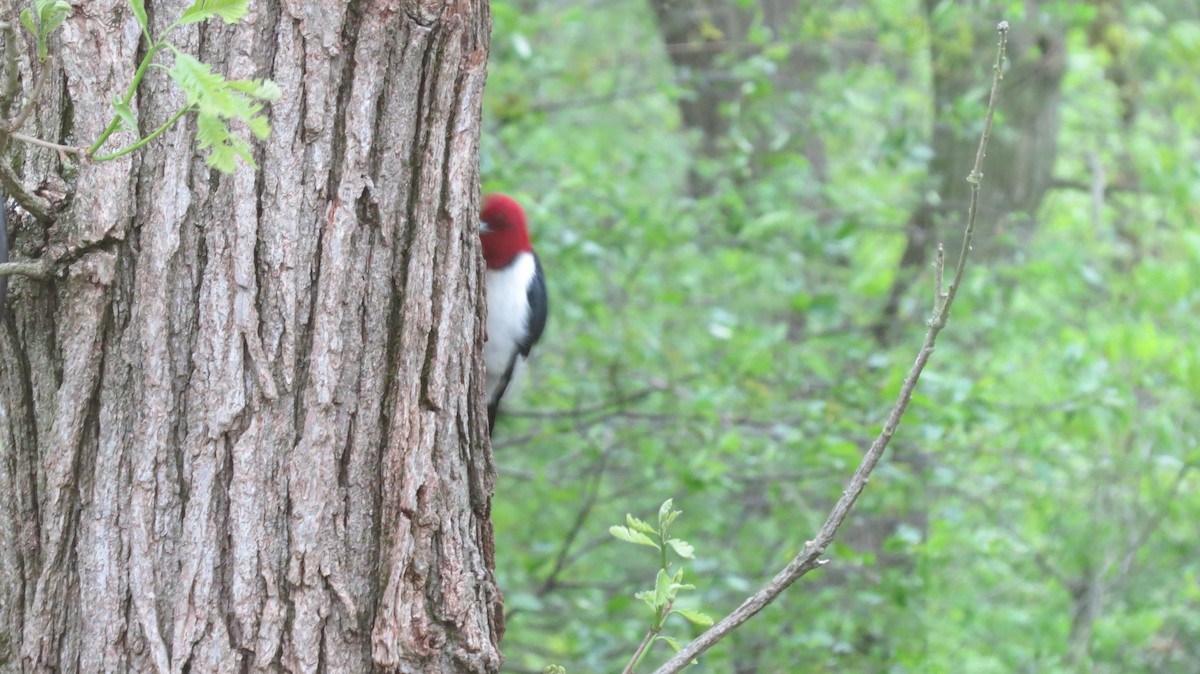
xmin=482 ymin=0 xmax=1200 ymax=671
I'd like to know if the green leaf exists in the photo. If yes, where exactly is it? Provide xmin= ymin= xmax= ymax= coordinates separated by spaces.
xmin=626 ymin=514 xmax=656 ymax=536
xmin=19 ymin=8 xmax=37 ymax=40
xmin=169 ymin=51 xmax=278 ymax=115
xmin=609 ymin=525 xmax=659 ymax=549
xmin=243 ymin=108 xmax=270 ymax=140
xmin=38 ymin=0 xmax=70 ymax=36
xmin=673 ymin=609 xmax=714 ymax=627
xmin=195 ymin=111 xmax=234 ymax=171
xmin=666 ymin=538 xmax=695 ymax=559
xmin=128 ymin=0 xmax=149 ymax=35
xmin=168 ymin=50 xmax=276 ymax=171
xmin=656 ymin=635 xmax=683 ymax=652
xmin=168 ymin=50 xmax=230 ymax=110
xmin=658 ymin=498 xmax=676 ymax=532
xmin=653 ymin=568 xmax=671 ymax=608
xmin=112 ymin=97 xmax=137 ymax=132
xmin=176 ymin=0 xmax=248 ymax=26
xmin=227 ymin=78 xmax=282 ymax=101
xmin=658 ymin=636 xmax=700 ymax=667
xmin=22 ymin=0 xmax=71 ymax=62
xmin=667 ymin=568 xmax=695 ymax=595
xmin=195 ymin=110 xmax=255 ymax=171
xmin=34 ymin=0 xmax=56 ymax=22
xmin=634 ymin=589 xmax=656 ymax=611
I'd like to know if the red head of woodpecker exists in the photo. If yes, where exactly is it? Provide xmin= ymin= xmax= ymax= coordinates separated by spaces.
xmin=480 ymin=193 xmax=548 ymax=434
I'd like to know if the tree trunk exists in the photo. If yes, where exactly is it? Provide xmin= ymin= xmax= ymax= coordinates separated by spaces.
xmin=0 ymin=1 xmax=502 ymax=672
xmin=648 ymin=0 xmax=750 ymax=197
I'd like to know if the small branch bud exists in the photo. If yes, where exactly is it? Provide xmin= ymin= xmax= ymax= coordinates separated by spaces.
xmin=934 ymin=243 xmax=946 ymax=310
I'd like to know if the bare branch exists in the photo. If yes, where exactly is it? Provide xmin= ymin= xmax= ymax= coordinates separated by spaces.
xmin=0 ymin=19 xmax=18 ymax=116
xmin=0 ymin=160 xmax=51 ymax=222
xmin=503 ymin=380 xmax=672 ymax=420
xmin=623 ymin=600 xmax=672 ymax=674
xmin=1050 ymin=177 xmax=1142 ymax=197
xmin=8 ymin=131 xmax=85 ymax=154
xmin=649 ymin=21 xmax=1010 ymax=674
xmin=8 ymin=54 xmax=54 ymax=133
xmin=1086 ymin=151 xmax=1105 ymax=229
xmin=933 ymin=242 xmax=945 ymax=309
xmin=1113 ymin=461 xmax=1193 ymax=583
xmin=506 ymin=451 xmax=612 ymax=621
xmin=622 ymin=628 xmax=658 ymax=674
xmin=0 ymin=259 xmax=50 ymax=277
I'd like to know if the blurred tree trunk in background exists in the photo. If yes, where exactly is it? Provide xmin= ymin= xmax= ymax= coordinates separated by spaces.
xmin=0 ymin=1 xmax=502 ymax=672
xmin=649 ymin=0 xmax=748 ymax=196
xmin=651 ymin=3 xmax=940 ymax=663
xmin=875 ymin=1 xmax=1066 ymax=342
xmin=648 ymin=0 xmax=829 ymax=198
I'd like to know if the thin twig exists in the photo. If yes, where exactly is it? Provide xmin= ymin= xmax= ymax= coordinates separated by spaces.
xmin=942 ymin=482 xmax=1075 ymax=590
xmin=8 ymin=54 xmax=53 ymax=133
xmin=537 ymin=452 xmax=608 ymax=594
xmin=528 ymin=86 xmax=662 ymax=114
xmin=622 ymin=629 xmax=657 ymax=674
xmin=87 ymin=39 xmax=167 ymax=157
xmin=1113 ymin=461 xmax=1192 ymax=582
xmin=90 ymin=105 xmax=191 ymax=162
xmin=8 ymin=131 xmax=84 ymax=154
xmin=1086 ymin=151 xmax=1105 ymax=230
xmin=0 ymin=260 xmax=51 ymax=277
xmin=1050 ymin=177 xmax=1141 ymax=196
xmin=649 ymin=21 xmax=1010 ymax=674
xmin=504 ymin=381 xmax=673 ymax=420
xmin=623 ymin=600 xmax=672 ymax=674
xmin=0 ymin=160 xmax=51 ymax=222
xmin=1 ymin=19 xmax=18 ymax=116
xmin=933 ymin=243 xmax=945 ymax=308
xmin=506 ymin=451 xmax=611 ymax=621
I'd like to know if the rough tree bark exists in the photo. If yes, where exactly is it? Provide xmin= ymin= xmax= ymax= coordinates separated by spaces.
xmin=0 ymin=1 xmax=502 ymax=672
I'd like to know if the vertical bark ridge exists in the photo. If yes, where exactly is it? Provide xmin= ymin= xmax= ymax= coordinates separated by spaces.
xmin=14 ymin=4 xmax=139 ymax=666
xmin=22 ymin=254 xmax=117 ymax=670
xmin=370 ymin=2 xmax=498 ymax=671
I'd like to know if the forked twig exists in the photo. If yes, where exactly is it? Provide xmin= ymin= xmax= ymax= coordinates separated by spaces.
xmin=649 ymin=21 xmax=1010 ymax=674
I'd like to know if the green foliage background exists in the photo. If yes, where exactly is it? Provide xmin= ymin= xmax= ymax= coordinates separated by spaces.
xmin=481 ymin=1 xmax=1200 ymax=671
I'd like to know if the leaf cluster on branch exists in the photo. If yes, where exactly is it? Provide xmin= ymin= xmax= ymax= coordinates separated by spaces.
xmin=0 ymin=0 xmax=279 ymax=280
xmin=5 ymin=0 xmax=278 ymax=172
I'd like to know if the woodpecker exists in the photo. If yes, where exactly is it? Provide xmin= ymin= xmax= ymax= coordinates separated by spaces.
xmin=480 ymin=193 xmax=548 ymax=434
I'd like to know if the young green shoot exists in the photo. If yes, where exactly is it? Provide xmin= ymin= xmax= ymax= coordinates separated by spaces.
xmin=19 ymin=0 xmax=69 ymax=63
xmin=13 ymin=0 xmax=277 ymax=173
xmin=611 ymin=499 xmax=712 ymax=674
xmin=86 ymin=0 xmax=278 ymax=171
